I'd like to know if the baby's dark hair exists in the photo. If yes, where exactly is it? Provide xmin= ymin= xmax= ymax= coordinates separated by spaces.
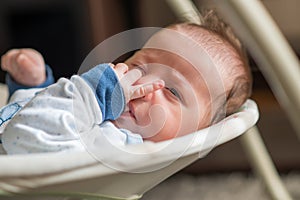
xmin=168 ymin=10 xmax=252 ymax=125
xmin=201 ymin=9 xmax=252 ymax=120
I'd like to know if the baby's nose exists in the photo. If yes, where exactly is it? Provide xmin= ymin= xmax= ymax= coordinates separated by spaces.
xmin=142 ymin=88 xmax=164 ymax=102
xmin=142 ymin=92 xmax=153 ymax=101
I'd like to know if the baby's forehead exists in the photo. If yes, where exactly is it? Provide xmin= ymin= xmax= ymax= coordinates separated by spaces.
xmin=132 ymin=27 xmax=232 ymax=81
xmin=135 ymin=48 xmax=203 ymax=77
xmin=148 ymin=27 xmax=240 ymax=78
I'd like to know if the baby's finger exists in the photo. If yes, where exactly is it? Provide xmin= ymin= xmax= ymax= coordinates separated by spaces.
xmin=5 ymin=49 xmax=20 ymax=72
xmin=130 ymin=80 xmax=165 ymax=100
xmin=1 ymin=49 xmax=19 ymax=71
xmin=114 ymin=63 xmax=128 ymax=79
xmin=5 ymin=49 xmax=19 ymax=58
xmin=108 ymin=63 xmax=114 ymax=68
xmin=115 ymin=63 xmax=128 ymax=72
xmin=121 ymin=68 xmax=142 ymax=85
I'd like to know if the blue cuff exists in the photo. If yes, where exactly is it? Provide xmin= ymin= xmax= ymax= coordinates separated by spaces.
xmin=6 ymin=65 xmax=55 ymax=97
xmin=81 ymin=63 xmax=125 ymax=121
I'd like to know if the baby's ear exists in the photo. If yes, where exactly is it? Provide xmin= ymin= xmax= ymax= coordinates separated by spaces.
xmin=225 ymin=76 xmax=252 ymax=115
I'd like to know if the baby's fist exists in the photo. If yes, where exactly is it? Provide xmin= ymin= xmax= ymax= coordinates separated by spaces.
xmin=1 ymin=48 xmax=46 ymax=86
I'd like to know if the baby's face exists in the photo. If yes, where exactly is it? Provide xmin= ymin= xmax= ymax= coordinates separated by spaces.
xmin=113 ymin=48 xmax=212 ymax=142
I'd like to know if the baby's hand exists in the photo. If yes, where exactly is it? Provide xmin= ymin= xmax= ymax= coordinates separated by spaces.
xmin=112 ymin=63 xmax=164 ymax=103
xmin=1 ymin=48 xmax=46 ymax=86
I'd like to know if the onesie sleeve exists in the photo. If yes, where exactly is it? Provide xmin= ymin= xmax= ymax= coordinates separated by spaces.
xmin=2 ymin=74 xmax=104 ymax=154
xmin=80 ymin=63 xmax=125 ymax=121
xmin=2 ymin=64 xmax=126 ymax=154
xmin=6 ymin=64 xmax=55 ymax=97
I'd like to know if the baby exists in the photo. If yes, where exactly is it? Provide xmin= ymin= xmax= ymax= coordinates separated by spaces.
xmin=0 ymin=15 xmax=252 ymax=154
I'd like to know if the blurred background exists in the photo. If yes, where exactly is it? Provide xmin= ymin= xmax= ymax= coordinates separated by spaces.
xmin=0 ymin=0 xmax=300 ymax=199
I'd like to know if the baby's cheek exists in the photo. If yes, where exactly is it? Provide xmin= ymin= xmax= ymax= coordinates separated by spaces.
xmin=138 ymin=105 xmax=167 ymax=139
xmin=146 ymin=107 xmax=182 ymax=142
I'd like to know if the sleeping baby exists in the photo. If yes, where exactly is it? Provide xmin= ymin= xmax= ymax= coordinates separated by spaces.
xmin=0 ymin=15 xmax=252 ymax=154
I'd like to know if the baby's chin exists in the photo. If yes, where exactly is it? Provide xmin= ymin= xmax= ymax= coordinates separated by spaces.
xmin=111 ymin=112 xmax=137 ymax=131
xmin=111 ymin=116 xmax=167 ymax=141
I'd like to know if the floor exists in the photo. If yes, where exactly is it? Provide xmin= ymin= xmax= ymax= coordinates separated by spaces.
xmin=141 ymin=172 xmax=300 ymax=200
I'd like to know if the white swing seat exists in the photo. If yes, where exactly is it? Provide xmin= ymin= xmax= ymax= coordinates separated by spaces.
xmin=0 ymin=99 xmax=259 ymax=200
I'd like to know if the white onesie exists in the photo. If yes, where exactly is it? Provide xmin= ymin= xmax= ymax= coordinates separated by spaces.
xmin=1 ymin=64 xmax=143 ymax=154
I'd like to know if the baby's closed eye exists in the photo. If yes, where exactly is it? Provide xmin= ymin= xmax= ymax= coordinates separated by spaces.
xmin=165 ymin=87 xmax=181 ymax=100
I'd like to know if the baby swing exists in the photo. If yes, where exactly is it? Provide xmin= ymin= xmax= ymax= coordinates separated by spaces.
xmin=0 ymin=99 xmax=258 ymax=200
xmin=0 ymin=0 xmax=298 ymax=200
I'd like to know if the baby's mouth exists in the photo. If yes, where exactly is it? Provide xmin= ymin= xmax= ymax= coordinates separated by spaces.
xmin=129 ymin=110 xmax=136 ymax=119
xmin=128 ymin=102 xmax=136 ymax=120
